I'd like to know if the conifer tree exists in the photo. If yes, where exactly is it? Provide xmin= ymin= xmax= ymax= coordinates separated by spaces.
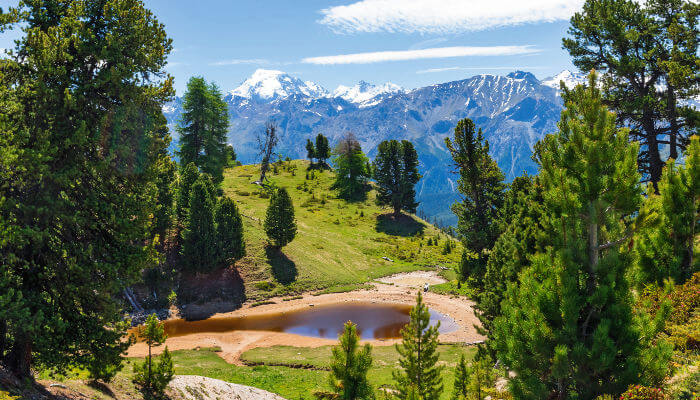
xmin=176 ymin=162 xmax=200 ymax=223
xmin=315 ymin=133 xmax=331 ymax=167
xmin=177 ymin=77 xmax=229 ymax=185
xmin=635 ymin=135 xmax=700 ymax=285
xmin=373 ymin=140 xmax=421 ymax=215
xmin=306 ymin=139 xmax=316 ymax=166
xmin=0 ymin=0 xmax=172 ymax=378
xmin=264 ymin=187 xmax=297 ymax=248
xmin=333 ymin=133 xmax=371 ymax=200
xmin=214 ymin=197 xmax=246 ymax=266
xmin=393 ymin=292 xmax=443 ymax=400
xmin=451 ymin=354 xmax=469 ymax=400
xmin=180 ymin=176 xmax=217 ymax=273
xmin=153 ymin=155 xmax=177 ymax=244
xmin=446 ymin=119 xmax=505 ymax=286
xmin=492 ymin=73 xmax=671 ymax=399
xmin=316 ymin=321 xmax=374 ymax=400
xmin=133 ymin=314 xmax=167 ymax=395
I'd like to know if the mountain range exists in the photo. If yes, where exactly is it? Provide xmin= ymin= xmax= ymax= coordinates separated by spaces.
xmin=163 ymin=69 xmax=588 ymax=225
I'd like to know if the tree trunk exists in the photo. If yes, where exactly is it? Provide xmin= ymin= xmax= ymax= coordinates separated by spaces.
xmin=7 ymin=334 xmax=32 ymax=378
xmin=643 ymin=114 xmax=663 ymax=192
xmin=147 ymin=342 xmax=152 ymax=391
xmin=668 ymin=85 xmax=679 ymax=160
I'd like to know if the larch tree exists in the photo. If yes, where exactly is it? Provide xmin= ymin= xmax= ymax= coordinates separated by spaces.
xmin=0 ymin=0 xmax=173 ymax=378
xmin=445 ymin=119 xmax=505 ymax=286
xmin=492 ymin=73 xmax=672 ymax=399
xmin=393 ymin=292 xmax=443 ymax=400
xmin=180 ymin=175 xmax=218 ymax=273
xmin=177 ymin=77 xmax=229 ymax=185
xmin=214 ymin=197 xmax=246 ymax=266
xmin=373 ymin=140 xmax=421 ymax=216
xmin=264 ymin=187 xmax=297 ymax=248
xmin=635 ymin=135 xmax=699 ymax=285
xmin=257 ymin=121 xmax=279 ymax=184
xmin=563 ymin=0 xmax=699 ymax=189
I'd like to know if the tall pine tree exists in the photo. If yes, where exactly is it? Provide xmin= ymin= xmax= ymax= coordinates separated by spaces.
xmin=306 ymin=138 xmax=316 ymax=166
xmin=373 ymin=140 xmax=421 ymax=216
xmin=315 ymin=133 xmax=331 ymax=167
xmin=445 ymin=119 xmax=505 ymax=286
xmin=180 ymin=175 xmax=217 ymax=273
xmin=492 ymin=73 xmax=671 ymax=399
xmin=177 ymin=77 xmax=229 ymax=184
xmin=176 ymin=162 xmax=200 ymax=224
xmin=214 ymin=197 xmax=246 ymax=266
xmin=393 ymin=292 xmax=443 ymax=400
xmin=0 ymin=0 xmax=173 ymax=378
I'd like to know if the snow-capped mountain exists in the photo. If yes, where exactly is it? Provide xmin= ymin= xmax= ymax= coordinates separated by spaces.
xmin=542 ymin=70 xmax=587 ymax=90
xmin=165 ymin=70 xmax=565 ymax=225
xmin=228 ymin=69 xmax=328 ymax=101
xmin=333 ymin=81 xmax=404 ymax=108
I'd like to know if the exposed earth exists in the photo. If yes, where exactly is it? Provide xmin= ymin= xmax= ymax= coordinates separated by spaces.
xmin=127 ymin=271 xmax=484 ymax=365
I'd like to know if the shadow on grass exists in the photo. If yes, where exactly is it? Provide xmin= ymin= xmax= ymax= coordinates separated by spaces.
xmin=87 ymin=380 xmax=116 ymax=398
xmin=375 ymin=213 xmax=426 ymax=237
xmin=266 ymin=245 xmax=298 ymax=285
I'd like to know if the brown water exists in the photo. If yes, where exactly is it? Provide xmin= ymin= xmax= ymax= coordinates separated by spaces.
xmin=155 ymin=302 xmax=458 ymax=340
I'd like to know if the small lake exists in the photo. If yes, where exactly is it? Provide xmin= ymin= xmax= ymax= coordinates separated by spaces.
xmin=159 ymin=302 xmax=458 ymax=340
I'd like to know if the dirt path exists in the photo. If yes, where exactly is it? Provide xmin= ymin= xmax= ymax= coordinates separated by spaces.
xmin=127 ymin=271 xmax=484 ymax=364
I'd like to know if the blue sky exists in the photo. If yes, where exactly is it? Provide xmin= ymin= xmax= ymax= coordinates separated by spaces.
xmin=1 ymin=0 xmax=582 ymax=95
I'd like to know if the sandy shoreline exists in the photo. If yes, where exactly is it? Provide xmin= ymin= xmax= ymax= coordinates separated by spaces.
xmin=127 ymin=271 xmax=484 ymax=364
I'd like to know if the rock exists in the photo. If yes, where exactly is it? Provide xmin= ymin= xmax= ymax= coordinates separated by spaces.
xmin=168 ymin=375 xmax=287 ymax=400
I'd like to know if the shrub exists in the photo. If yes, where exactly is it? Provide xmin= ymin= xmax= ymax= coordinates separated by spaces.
xmin=619 ymin=385 xmax=667 ymax=400
xmin=254 ymin=281 xmax=276 ymax=291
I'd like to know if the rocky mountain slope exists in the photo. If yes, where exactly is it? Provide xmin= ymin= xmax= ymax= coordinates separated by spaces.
xmin=164 ymin=69 xmax=585 ymax=224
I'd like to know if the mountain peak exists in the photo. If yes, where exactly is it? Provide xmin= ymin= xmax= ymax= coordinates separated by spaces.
xmin=333 ymin=81 xmax=403 ymax=107
xmin=507 ymin=71 xmax=539 ymax=83
xmin=542 ymin=70 xmax=587 ymax=90
xmin=230 ymin=69 xmax=328 ymax=100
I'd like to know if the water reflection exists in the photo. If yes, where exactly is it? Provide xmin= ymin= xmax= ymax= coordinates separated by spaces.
xmin=156 ymin=302 xmax=457 ymax=340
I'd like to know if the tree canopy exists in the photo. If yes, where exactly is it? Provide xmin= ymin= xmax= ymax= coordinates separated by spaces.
xmin=373 ymin=140 xmax=421 ymax=216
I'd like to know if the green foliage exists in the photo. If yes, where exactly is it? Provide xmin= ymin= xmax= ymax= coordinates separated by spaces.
xmin=214 ymin=197 xmax=246 ymax=266
xmin=452 ymin=357 xmax=496 ymax=400
xmin=181 ymin=175 xmax=217 ymax=273
xmin=445 ymin=119 xmax=505 ymax=286
xmin=264 ymin=187 xmax=297 ymax=248
xmin=133 ymin=314 xmax=171 ymax=397
xmin=373 ymin=140 xmax=421 ymax=216
xmin=316 ymin=134 xmax=332 ymax=166
xmin=635 ymin=135 xmax=699 ymax=286
xmin=0 ymin=0 xmax=172 ymax=377
xmin=393 ymin=292 xmax=443 ymax=400
xmin=315 ymin=321 xmax=374 ymax=400
xmin=493 ymin=73 xmax=671 ymax=399
xmin=85 ymin=319 xmax=133 ymax=383
xmin=177 ymin=76 xmax=230 ymax=185
xmin=451 ymin=355 xmax=469 ymax=400
xmin=225 ymin=144 xmax=237 ymax=167
xmin=176 ymin=162 xmax=200 ymax=223
xmin=563 ymin=0 xmax=700 ymax=186
xmin=333 ymin=133 xmax=371 ymax=201
xmin=307 ymin=139 xmax=317 ymax=165
xmin=153 ymin=154 xmax=177 ymax=243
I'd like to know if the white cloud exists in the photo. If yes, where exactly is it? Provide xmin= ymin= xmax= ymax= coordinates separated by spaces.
xmin=210 ymin=58 xmax=269 ymax=66
xmin=417 ymin=65 xmax=546 ymax=73
xmin=319 ymin=0 xmax=584 ymax=34
xmin=302 ymin=45 xmax=539 ymax=65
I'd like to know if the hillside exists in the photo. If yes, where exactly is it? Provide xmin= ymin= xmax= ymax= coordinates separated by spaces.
xmin=164 ymin=70 xmax=584 ymax=225
xmin=216 ymin=159 xmax=462 ymax=303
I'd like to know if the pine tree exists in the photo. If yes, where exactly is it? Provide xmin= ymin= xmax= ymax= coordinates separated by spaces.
xmin=635 ymin=135 xmax=700 ymax=285
xmin=492 ymin=72 xmax=672 ymax=399
xmin=306 ymin=139 xmax=316 ymax=166
xmin=264 ymin=187 xmax=297 ymax=248
xmin=177 ymin=77 xmax=230 ymax=185
xmin=563 ymin=0 xmax=699 ymax=188
xmin=333 ymin=133 xmax=371 ymax=201
xmin=0 ymin=0 xmax=172 ymax=378
xmin=176 ymin=162 xmax=200 ymax=224
xmin=180 ymin=176 xmax=217 ymax=273
xmin=153 ymin=155 xmax=177 ymax=245
xmin=315 ymin=321 xmax=374 ymax=400
xmin=393 ymin=292 xmax=443 ymax=400
xmin=133 ymin=314 xmax=167 ymax=395
xmin=215 ymin=197 xmax=246 ymax=266
xmin=316 ymin=133 xmax=331 ymax=167
xmin=151 ymin=346 xmax=175 ymax=396
xmin=373 ymin=140 xmax=421 ymax=215
xmin=451 ymin=354 xmax=469 ymax=400
xmin=445 ymin=119 xmax=505 ymax=286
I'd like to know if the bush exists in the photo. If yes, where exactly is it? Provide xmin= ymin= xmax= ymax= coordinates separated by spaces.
xmin=254 ymin=281 xmax=276 ymax=291
xmin=619 ymin=385 xmax=667 ymax=400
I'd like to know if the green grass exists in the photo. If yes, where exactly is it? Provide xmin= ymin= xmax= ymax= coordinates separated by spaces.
xmin=168 ymin=345 xmax=476 ymax=400
xmin=223 ymin=160 xmax=462 ymax=301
